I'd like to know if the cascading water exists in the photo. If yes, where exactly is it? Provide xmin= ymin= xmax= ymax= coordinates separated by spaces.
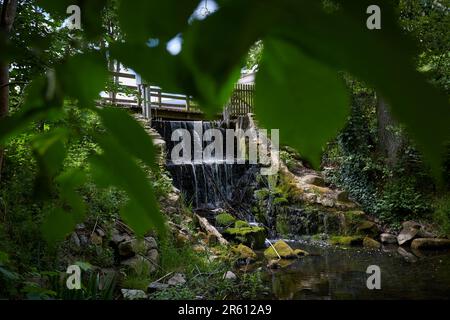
xmin=152 ymin=119 xmax=257 ymax=210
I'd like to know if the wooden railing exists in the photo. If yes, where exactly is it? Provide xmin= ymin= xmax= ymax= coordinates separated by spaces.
xmin=101 ymin=72 xmax=254 ymax=118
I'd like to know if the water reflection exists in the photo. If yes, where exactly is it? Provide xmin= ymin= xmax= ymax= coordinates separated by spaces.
xmin=263 ymin=241 xmax=450 ymax=300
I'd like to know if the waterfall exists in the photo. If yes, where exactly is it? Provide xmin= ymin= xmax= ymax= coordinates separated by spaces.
xmin=153 ymin=119 xmax=257 ymax=210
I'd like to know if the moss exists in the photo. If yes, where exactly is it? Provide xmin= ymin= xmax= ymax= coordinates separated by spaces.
xmin=264 ymin=240 xmax=297 ymax=260
xmin=223 ymin=226 xmax=267 ymax=249
xmin=215 ymin=213 xmax=236 ymax=227
xmin=231 ymin=244 xmax=257 ymax=260
xmin=234 ymin=220 xmax=250 ymax=228
xmin=329 ymin=235 xmax=364 ymax=246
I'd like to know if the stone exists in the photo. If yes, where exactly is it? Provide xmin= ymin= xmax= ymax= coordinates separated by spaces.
xmin=147 ymin=282 xmax=169 ymax=293
xmin=223 ymin=226 xmax=267 ymax=249
xmin=75 ymin=223 xmax=86 ymax=231
xmin=293 ymin=248 xmax=309 ymax=256
xmin=410 ymin=238 xmax=450 ymax=250
xmin=70 ymin=232 xmax=81 ymax=248
xmin=402 ymin=220 xmax=421 ymax=230
xmin=118 ymin=239 xmax=136 ymax=257
xmin=264 ymin=240 xmax=296 ymax=260
xmin=111 ymin=232 xmax=130 ymax=245
xmin=380 ymin=233 xmax=397 ymax=244
xmin=416 ymin=229 xmax=437 ymax=239
xmin=147 ymin=249 xmax=159 ymax=265
xmin=363 ymin=236 xmax=381 ymax=249
xmin=167 ymin=273 xmax=186 ymax=286
xmin=121 ymin=289 xmax=147 ymax=300
xmin=231 ymin=244 xmax=257 ymax=261
xmin=95 ymin=228 xmax=106 ymax=237
xmin=397 ymin=227 xmax=419 ymax=245
xmin=397 ymin=247 xmax=418 ymax=263
xmin=302 ymin=175 xmax=325 ymax=187
xmin=223 ymin=271 xmax=237 ymax=281
xmin=121 ymin=255 xmax=156 ymax=274
xmin=267 ymin=260 xmax=280 ymax=269
xmin=145 ymin=236 xmax=158 ymax=250
xmin=356 ymin=220 xmax=379 ymax=237
xmin=336 ymin=190 xmax=349 ymax=202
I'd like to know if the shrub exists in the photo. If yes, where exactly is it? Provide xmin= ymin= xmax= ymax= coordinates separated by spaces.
xmin=215 ymin=213 xmax=236 ymax=227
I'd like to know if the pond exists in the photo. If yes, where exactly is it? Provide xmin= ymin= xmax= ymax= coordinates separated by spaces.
xmin=262 ymin=240 xmax=450 ymax=300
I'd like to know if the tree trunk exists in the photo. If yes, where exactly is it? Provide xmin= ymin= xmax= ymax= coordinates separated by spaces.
xmin=376 ymin=96 xmax=403 ymax=166
xmin=0 ymin=0 xmax=18 ymax=182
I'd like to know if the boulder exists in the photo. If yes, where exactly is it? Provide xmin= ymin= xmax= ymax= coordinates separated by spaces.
xmin=397 ymin=227 xmax=419 ymax=245
xmin=380 ymin=233 xmax=397 ymax=244
xmin=397 ymin=247 xmax=418 ymax=263
xmin=402 ymin=220 xmax=421 ymax=230
xmin=411 ymin=238 xmax=450 ymax=250
xmin=121 ymin=255 xmax=157 ymax=274
xmin=167 ymin=273 xmax=186 ymax=286
xmin=144 ymin=236 xmax=158 ymax=250
xmin=302 ymin=175 xmax=325 ymax=187
xmin=223 ymin=271 xmax=237 ymax=281
xmin=264 ymin=240 xmax=296 ymax=260
xmin=118 ymin=239 xmax=136 ymax=257
xmin=121 ymin=289 xmax=147 ymax=300
xmin=356 ymin=221 xmax=379 ymax=237
xmin=147 ymin=249 xmax=159 ymax=265
xmin=70 ymin=232 xmax=81 ymax=249
xmin=293 ymin=248 xmax=309 ymax=256
xmin=231 ymin=244 xmax=257 ymax=261
xmin=147 ymin=282 xmax=169 ymax=292
xmin=363 ymin=236 xmax=381 ymax=249
xmin=223 ymin=226 xmax=266 ymax=249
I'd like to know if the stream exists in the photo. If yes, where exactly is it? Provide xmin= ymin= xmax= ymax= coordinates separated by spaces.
xmin=261 ymin=240 xmax=450 ymax=300
xmin=152 ymin=118 xmax=450 ymax=300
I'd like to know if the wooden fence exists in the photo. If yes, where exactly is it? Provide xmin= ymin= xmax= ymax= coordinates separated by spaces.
xmin=101 ymin=72 xmax=254 ymax=118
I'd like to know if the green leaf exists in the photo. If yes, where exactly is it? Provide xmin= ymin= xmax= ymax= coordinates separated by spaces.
xmin=255 ymin=38 xmax=349 ymax=167
xmin=57 ymin=51 xmax=108 ymax=107
xmin=271 ymin=0 xmax=450 ymax=175
xmin=32 ymin=128 xmax=68 ymax=199
xmin=41 ymin=207 xmax=76 ymax=244
xmin=90 ymin=136 xmax=165 ymax=235
xmin=181 ymin=0 xmax=278 ymax=115
xmin=118 ymin=0 xmax=198 ymax=42
xmin=56 ymin=169 xmax=87 ymax=222
xmin=97 ymin=108 xmax=157 ymax=170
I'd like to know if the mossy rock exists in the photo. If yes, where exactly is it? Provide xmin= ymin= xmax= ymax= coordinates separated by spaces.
xmin=293 ymin=248 xmax=309 ymax=256
xmin=215 ymin=213 xmax=236 ymax=227
xmin=223 ymin=226 xmax=267 ymax=249
xmin=363 ymin=236 xmax=381 ymax=249
xmin=231 ymin=244 xmax=257 ymax=261
xmin=329 ymin=235 xmax=364 ymax=246
xmin=234 ymin=220 xmax=250 ymax=228
xmin=356 ymin=220 xmax=380 ymax=237
xmin=264 ymin=240 xmax=297 ymax=260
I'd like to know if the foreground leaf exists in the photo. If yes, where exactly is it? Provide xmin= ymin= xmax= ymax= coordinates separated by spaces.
xmin=255 ymin=39 xmax=349 ymax=167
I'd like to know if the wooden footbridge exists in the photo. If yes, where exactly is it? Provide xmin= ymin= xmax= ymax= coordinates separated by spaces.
xmin=100 ymin=71 xmax=254 ymax=121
